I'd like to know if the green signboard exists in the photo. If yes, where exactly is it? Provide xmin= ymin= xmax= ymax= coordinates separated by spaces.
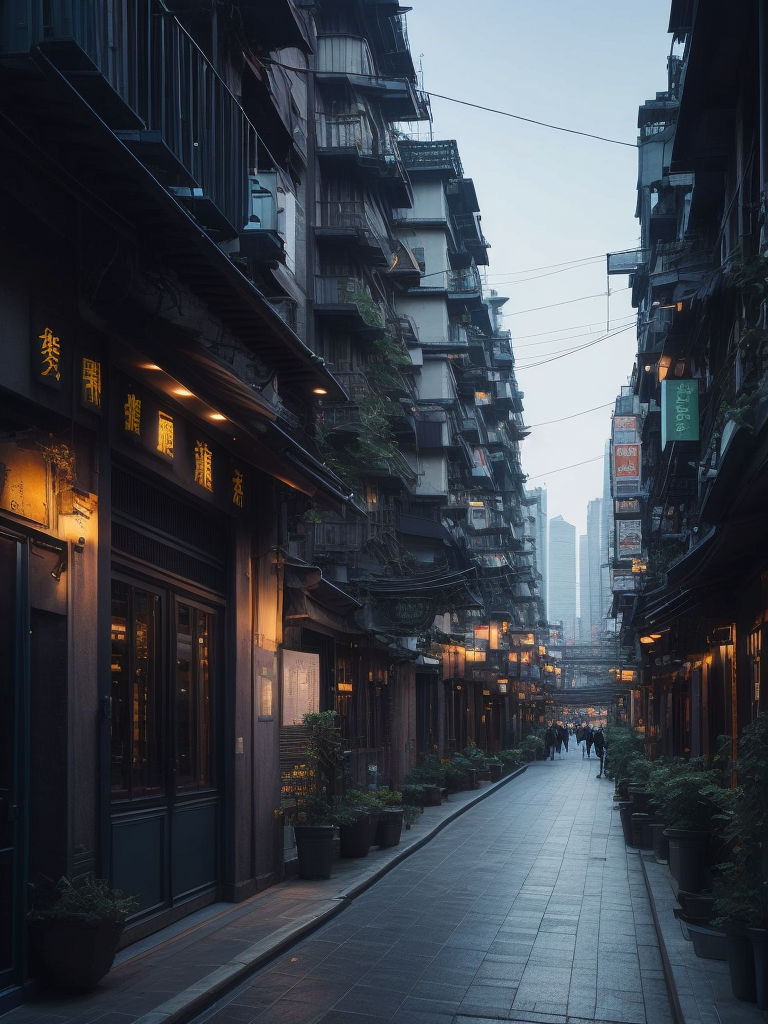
xmin=661 ymin=379 xmax=699 ymax=448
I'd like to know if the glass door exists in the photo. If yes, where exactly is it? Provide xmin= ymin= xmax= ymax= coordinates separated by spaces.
xmin=0 ymin=533 xmax=26 ymax=996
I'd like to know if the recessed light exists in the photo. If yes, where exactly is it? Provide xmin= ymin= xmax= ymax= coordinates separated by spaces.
xmin=312 ymin=387 xmax=328 ymax=395
xmin=174 ymin=387 xmax=193 ymax=398
xmin=210 ymin=413 xmax=226 ymax=421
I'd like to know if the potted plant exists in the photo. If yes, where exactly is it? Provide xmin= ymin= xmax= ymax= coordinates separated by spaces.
xmin=647 ymin=757 xmax=728 ymax=893
xmin=28 ymin=875 xmax=138 ymax=990
xmin=373 ymin=791 xmax=405 ymax=848
xmin=292 ymin=710 xmax=344 ymax=879
xmin=333 ymin=803 xmax=372 ymax=858
xmin=498 ymin=749 xmax=523 ymax=772
xmin=711 ymin=716 xmax=768 ymax=1006
xmin=520 ymin=734 xmax=545 ymax=762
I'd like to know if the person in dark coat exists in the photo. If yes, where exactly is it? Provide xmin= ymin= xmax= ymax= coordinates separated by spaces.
xmin=557 ymin=724 xmax=569 ymax=758
xmin=593 ymin=726 xmax=607 ymax=776
xmin=555 ymin=725 xmax=563 ymax=758
xmin=544 ymin=723 xmax=557 ymax=761
xmin=585 ymin=726 xmax=594 ymax=760
xmin=576 ymin=724 xmax=586 ymax=757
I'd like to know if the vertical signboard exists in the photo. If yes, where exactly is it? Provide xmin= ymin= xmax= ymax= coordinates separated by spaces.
xmin=662 ymin=379 xmax=699 ymax=448
xmin=617 ymin=519 xmax=643 ymax=559
xmin=281 ymin=649 xmax=320 ymax=725
xmin=613 ymin=443 xmax=641 ymax=482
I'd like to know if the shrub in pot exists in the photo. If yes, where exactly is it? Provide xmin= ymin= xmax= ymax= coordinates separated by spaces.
xmin=498 ymin=749 xmax=523 ymax=771
xmin=291 ymin=711 xmax=345 ymax=880
xmin=333 ymin=804 xmax=372 ymax=858
xmin=520 ymin=734 xmax=545 ymax=762
xmin=28 ymin=875 xmax=139 ymax=990
xmin=647 ymin=758 xmax=728 ymax=893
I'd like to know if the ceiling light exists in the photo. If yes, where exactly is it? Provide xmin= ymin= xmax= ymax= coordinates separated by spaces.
xmin=210 ymin=413 xmax=226 ymax=421
xmin=312 ymin=387 xmax=328 ymax=396
xmin=174 ymin=387 xmax=193 ymax=398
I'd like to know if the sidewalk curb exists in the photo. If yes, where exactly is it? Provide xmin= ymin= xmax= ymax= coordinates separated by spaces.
xmin=130 ymin=765 xmax=528 ymax=1024
xmin=640 ymin=852 xmax=685 ymax=1024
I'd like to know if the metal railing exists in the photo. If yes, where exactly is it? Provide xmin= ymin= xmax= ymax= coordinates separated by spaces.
xmin=316 ymin=111 xmax=375 ymax=157
xmin=7 ymin=0 xmax=257 ymax=233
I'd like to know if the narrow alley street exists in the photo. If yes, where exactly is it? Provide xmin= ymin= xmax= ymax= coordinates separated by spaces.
xmin=192 ymin=753 xmax=673 ymax=1024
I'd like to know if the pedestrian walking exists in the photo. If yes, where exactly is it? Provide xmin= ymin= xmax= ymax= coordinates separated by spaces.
xmin=557 ymin=724 xmax=568 ymax=757
xmin=555 ymin=725 xmax=563 ymax=759
xmin=545 ymin=722 xmax=557 ymax=761
xmin=585 ymin=726 xmax=594 ymax=760
xmin=594 ymin=725 xmax=607 ymax=777
xmin=576 ymin=724 xmax=586 ymax=758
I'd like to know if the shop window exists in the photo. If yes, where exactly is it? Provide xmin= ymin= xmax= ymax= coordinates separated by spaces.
xmin=111 ymin=581 xmax=164 ymax=798
xmin=111 ymin=581 xmax=215 ymax=800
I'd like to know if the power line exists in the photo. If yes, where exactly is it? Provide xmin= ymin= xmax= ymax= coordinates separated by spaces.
xmin=526 ymin=402 xmax=614 ymax=428
xmin=526 ymin=454 xmax=605 ymax=480
xmin=504 ymin=286 xmax=630 ymax=318
xmin=514 ymin=318 xmax=635 ymax=350
xmin=511 ymin=315 xmax=635 ymax=341
xmin=426 ymin=91 xmax=637 ymax=148
xmin=515 ymin=323 xmax=635 ymax=370
xmin=258 ymin=58 xmax=637 ymax=149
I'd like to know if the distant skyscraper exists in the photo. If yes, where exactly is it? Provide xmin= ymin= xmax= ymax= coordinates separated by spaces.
xmin=525 ymin=486 xmax=548 ymax=620
xmin=578 ymin=533 xmax=589 ymax=642
xmin=548 ymin=515 xmax=576 ymax=642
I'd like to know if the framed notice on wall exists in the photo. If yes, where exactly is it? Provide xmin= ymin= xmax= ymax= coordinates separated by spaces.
xmin=281 ymin=649 xmax=320 ymax=725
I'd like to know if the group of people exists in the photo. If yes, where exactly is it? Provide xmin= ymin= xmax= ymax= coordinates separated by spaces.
xmin=544 ymin=722 xmax=607 ymax=778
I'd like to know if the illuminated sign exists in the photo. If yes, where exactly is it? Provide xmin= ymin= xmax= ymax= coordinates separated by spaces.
xmin=661 ymin=379 xmax=699 ymax=448
xmin=124 ymin=393 xmax=142 ymax=435
xmin=232 ymin=468 xmax=244 ymax=507
xmin=194 ymin=440 xmax=213 ymax=492
xmin=37 ymin=326 xmax=62 ymax=387
xmin=81 ymin=358 xmax=102 ymax=411
xmin=157 ymin=413 xmax=174 ymax=458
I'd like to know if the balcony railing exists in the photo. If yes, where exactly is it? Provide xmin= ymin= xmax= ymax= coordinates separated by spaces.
xmin=449 ymin=267 xmax=482 ymax=296
xmin=316 ymin=112 xmax=375 ymax=157
xmin=5 ymin=0 xmax=258 ymax=237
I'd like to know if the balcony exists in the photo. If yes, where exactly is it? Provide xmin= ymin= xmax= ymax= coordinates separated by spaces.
xmin=314 ymin=276 xmax=385 ymax=333
xmin=399 ymin=139 xmax=463 ymax=177
xmin=316 ymin=111 xmax=376 ymax=159
xmin=448 ymin=267 xmax=483 ymax=302
xmin=316 ymin=201 xmax=391 ymax=266
xmin=239 ymin=173 xmax=285 ymax=259
xmin=2 ymin=1 xmax=260 ymax=240
xmin=315 ymin=35 xmax=427 ymax=120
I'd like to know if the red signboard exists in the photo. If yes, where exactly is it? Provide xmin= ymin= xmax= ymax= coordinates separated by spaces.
xmin=613 ymin=444 xmax=641 ymax=481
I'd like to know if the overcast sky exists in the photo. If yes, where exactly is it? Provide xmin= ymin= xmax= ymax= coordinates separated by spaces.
xmin=403 ymin=0 xmax=674 ymax=537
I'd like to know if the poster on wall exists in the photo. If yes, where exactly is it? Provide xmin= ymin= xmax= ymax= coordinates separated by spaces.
xmin=281 ymin=649 xmax=320 ymax=725
xmin=613 ymin=443 xmax=641 ymax=482
xmin=617 ymin=519 xmax=643 ymax=559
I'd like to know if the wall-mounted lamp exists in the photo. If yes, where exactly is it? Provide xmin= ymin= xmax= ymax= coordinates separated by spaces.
xmin=51 ymin=555 xmax=68 ymax=581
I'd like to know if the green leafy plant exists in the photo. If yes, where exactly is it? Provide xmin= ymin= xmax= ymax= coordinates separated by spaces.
xmin=402 ymin=804 xmax=420 ymax=829
xmin=497 ymin=749 xmax=523 ymax=769
xmin=646 ymin=758 xmax=728 ymax=831
xmin=28 ymin=876 xmax=138 ymax=925
xmin=603 ymin=725 xmax=645 ymax=782
xmin=520 ymin=735 xmax=545 ymax=762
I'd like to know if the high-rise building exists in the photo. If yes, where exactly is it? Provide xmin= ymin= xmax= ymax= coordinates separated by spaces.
xmin=525 ymin=486 xmax=548 ymax=620
xmin=548 ymin=515 xmax=577 ymax=642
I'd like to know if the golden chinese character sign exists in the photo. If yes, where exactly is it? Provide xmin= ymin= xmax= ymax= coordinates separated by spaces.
xmin=36 ymin=326 xmax=62 ymax=388
xmin=124 ymin=393 xmax=141 ymax=435
xmin=81 ymin=358 xmax=102 ymax=412
xmin=194 ymin=440 xmax=213 ymax=491
xmin=232 ymin=467 xmax=244 ymax=508
xmin=157 ymin=412 xmax=174 ymax=458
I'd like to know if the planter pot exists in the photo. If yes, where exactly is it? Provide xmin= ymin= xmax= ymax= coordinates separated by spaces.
xmin=375 ymin=808 xmax=404 ymax=848
xmin=641 ymin=815 xmax=662 ymax=850
xmin=618 ymin=802 xmax=636 ymax=846
xmin=675 ymin=891 xmax=715 ymax=922
xmin=339 ymin=816 xmax=372 ymax=858
xmin=748 ymin=927 xmax=768 ymax=1009
xmin=294 ymin=824 xmax=335 ymax=879
xmin=664 ymin=828 xmax=710 ymax=893
xmin=724 ymin=920 xmax=757 ymax=1003
xmin=367 ymin=811 xmax=380 ymax=847
xmin=479 ymin=769 xmax=491 ymax=781
xmin=628 ymin=787 xmax=651 ymax=813
xmin=649 ymin=822 xmax=669 ymax=863
xmin=489 ymin=764 xmax=503 ymax=782
xmin=631 ymin=813 xmax=652 ymax=849
xmin=28 ymin=918 xmax=125 ymax=990
xmin=687 ymin=922 xmax=727 ymax=961
xmin=467 ymin=769 xmax=480 ymax=791
xmin=423 ymin=785 xmax=443 ymax=806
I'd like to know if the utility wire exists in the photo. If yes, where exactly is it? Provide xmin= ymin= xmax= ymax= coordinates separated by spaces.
xmin=515 ymin=323 xmax=635 ymax=370
xmin=504 ymin=286 xmax=630 ymax=318
xmin=258 ymin=57 xmax=637 ymax=149
xmin=426 ymin=91 xmax=637 ymax=148
xmin=526 ymin=402 xmax=614 ymax=428
xmin=527 ymin=454 xmax=605 ymax=480
xmin=514 ymin=318 xmax=635 ymax=349
xmin=511 ymin=315 xmax=635 ymax=341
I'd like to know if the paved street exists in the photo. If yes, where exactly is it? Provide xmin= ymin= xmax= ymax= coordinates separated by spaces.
xmin=193 ymin=749 xmax=673 ymax=1024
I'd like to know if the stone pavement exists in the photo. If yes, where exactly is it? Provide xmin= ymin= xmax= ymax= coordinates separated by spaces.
xmin=3 ymin=748 xmax=762 ymax=1024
